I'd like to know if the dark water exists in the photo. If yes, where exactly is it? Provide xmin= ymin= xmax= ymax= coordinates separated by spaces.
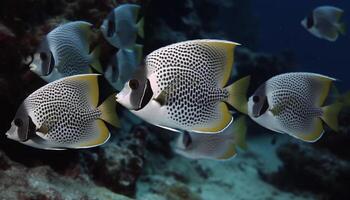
xmin=252 ymin=0 xmax=350 ymax=86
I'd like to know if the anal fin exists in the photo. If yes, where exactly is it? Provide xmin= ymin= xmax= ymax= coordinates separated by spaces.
xmin=73 ymin=119 xmax=110 ymax=148
xmin=294 ymin=118 xmax=324 ymax=142
xmin=192 ymin=102 xmax=233 ymax=134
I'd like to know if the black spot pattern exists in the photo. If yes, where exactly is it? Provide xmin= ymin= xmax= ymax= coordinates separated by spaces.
xmin=25 ymin=78 xmax=101 ymax=145
xmin=267 ymin=73 xmax=327 ymax=133
xmin=48 ymin=21 xmax=91 ymax=76
xmin=145 ymin=40 xmax=230 ymax=129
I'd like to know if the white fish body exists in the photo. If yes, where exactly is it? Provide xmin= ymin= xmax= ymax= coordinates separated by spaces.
xmin=174 ymin=116 xmax=247 ymax=160
xmin=301 ymin=6 xmax=346 ymax=41
xmin=117 ymin=39 xmax=242 ymax=134
xmin=247 ymin=72 xmax=340 ymax=142
xmin=6 ymin=74 xmax=119 ymax=150
xmin=100 ymin=4 xmax=144 ymax=49
xmin=30 ymin=21 xmax=101 ymax=81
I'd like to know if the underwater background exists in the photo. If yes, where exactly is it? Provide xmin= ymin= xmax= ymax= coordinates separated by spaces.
xmin=0 ymin=0 xmax=349 ymax=200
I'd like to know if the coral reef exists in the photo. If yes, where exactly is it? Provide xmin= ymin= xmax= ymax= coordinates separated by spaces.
xmin=261 ymin=141 xmax=350 ymax=200
xmin=0 ymin=149 xmax=132 ymax=200
xmin=137 ymin=135 xmax=316 ymax=200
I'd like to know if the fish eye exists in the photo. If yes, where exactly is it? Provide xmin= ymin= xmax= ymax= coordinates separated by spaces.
xmin=14 ymin=118 xmax=23 ymax=127
xmin=183 ymin=132 xmax=192 ymax=148
xmin=129 ymin=79 xmax=139 ymax=90
xmin=253 ymin=96 xmax=260 ymax=103
xmin=40 ymin=52 xmax=47 ymax=61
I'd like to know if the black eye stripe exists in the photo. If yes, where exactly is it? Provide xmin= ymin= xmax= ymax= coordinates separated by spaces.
xmin=14 ymin=118 xmax=23 ymax=127
xmin=306 ymin=14 xmax=314 ymax=29
xmin=253 ymin=96 xmax=260 ymax=103
xmin=40 ymin=52 xmax=47 ymax=61
xmin=260 ymin=98 xmax=269 ymax=116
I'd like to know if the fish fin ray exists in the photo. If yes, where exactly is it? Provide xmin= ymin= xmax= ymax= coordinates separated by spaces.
xmin=232 ymin=116 xmax=248 ymax=150
xmin=338 ymin=23 xmax=346 ymax=35
xmin=217 ymin=144 xmax=237 ymax=160
xmin=137 ymin=18 xmax=144 ymax=38
xmin=321 ymin=103 xmax=343 ymax=132
xmin=195 ymin=40 xmax=240 ymax=87
xmin=65 ymin=74 xmax=100 ymax=107
xmin=295 ymin=118 xmax=324 ymax=142
xmin=73 ymin=119 xmax=110 ymax=148
xmin=192 ymin=102 xmax=233 ymax=134
xmin=133 ymin=44 xmax=143 ymax=64
xmin=98 ymin=93 xmax=120 ymax=127
xmin=225 ymin=76 xmax=250 ymax=114
xmin=90 ymin=45 xmax=103 ymax=73
xmin=311 ymin=75 xmax=336 ymax=106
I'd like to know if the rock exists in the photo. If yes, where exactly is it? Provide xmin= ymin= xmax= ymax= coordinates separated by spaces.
xmin=0 ymin=150 xmax=133 ymax=200
xmin=261 ymin=142 xmax=350 ymax=200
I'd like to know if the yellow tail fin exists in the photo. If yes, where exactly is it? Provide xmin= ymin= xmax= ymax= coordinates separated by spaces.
xmin=233 ymin=116 xmax=248 ymax=150
xmin=90 ymin=45 xmax=103 ymax=74
xmin=225 ymin=76 xmax=251 ymax=114
xmin=133 ymin=44 xmax=144 ymax=64
xmin=339 ymin=23 xmax=346 ymax=35
xmin=98 ymin=93 xmax=120 ymax=128
xmin=137 ymin=18 xmax=144 ymax=38
xmin=321 ymin=103 xmax=343 ymax=132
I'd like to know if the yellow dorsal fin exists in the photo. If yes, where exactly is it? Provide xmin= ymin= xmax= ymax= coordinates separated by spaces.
xmin=65 ymin=74 xmax=100 ymax=107
xmin=314 ymin=75 xmax=335 ymax=107
xmin=196 ymin=40 xmax=240 ymax=87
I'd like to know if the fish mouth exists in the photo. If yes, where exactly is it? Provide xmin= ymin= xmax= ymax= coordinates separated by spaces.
xmin=252 ymin=98 xmax=269 ymax=118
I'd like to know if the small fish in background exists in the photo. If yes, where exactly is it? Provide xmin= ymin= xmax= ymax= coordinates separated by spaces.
xmin=174 ymin=116 xmax=247 ymax=161
xmin=6 ymin=74 xmax=119 ymax=150
xmin=232 ymin=72 xmax=343 ymax=142
xmin=117 ymin=39 xmax=246 ymax=134
xmin=301 ymin=6 xmax=346 ymax=42
xmin=105 ymin=44 xmax=143 ymax=91
xmin=100 ymin=4 xmax=144 ymax=49
xmin=29 ymin=21 xmax=103 ymax=82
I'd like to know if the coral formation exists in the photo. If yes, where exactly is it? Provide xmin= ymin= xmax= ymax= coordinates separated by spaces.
xmin=261 ymin=141 xmax=350 ymax=200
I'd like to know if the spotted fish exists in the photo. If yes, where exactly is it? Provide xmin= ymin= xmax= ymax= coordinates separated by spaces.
xmin=117 ymin=39 xmax=247 ymax=134
xmin=174 ymin=116 xmax=247 ymax=160
xmin=6 ymin=74 xmax=119 ymax=150
xmin=30 ymin=21 xmax=102 ymax=82
xmin=233 ymin=72 xmax=342 ymax=142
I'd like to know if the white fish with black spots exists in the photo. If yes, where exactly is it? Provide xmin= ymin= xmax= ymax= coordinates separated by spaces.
xmin=301 ymin=6 xmax=346 ymax=41
xmin=232 ymin=72 xmax=342 ymax=142
xmin=174 ymin=116 xmax=247 ymax=161
xmin=6 ymin=74 xmax=119 ymax=150
xmin=100 ymin=4 xmax=144 ymax=49
xmin=29 ymin=21 xmax=102 ymax=81
xmin=117 ymin=39 xmax=247 ymax=134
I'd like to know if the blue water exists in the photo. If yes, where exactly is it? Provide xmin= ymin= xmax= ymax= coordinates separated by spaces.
xmin=252 ymin=0 xmax=350 ymax=87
